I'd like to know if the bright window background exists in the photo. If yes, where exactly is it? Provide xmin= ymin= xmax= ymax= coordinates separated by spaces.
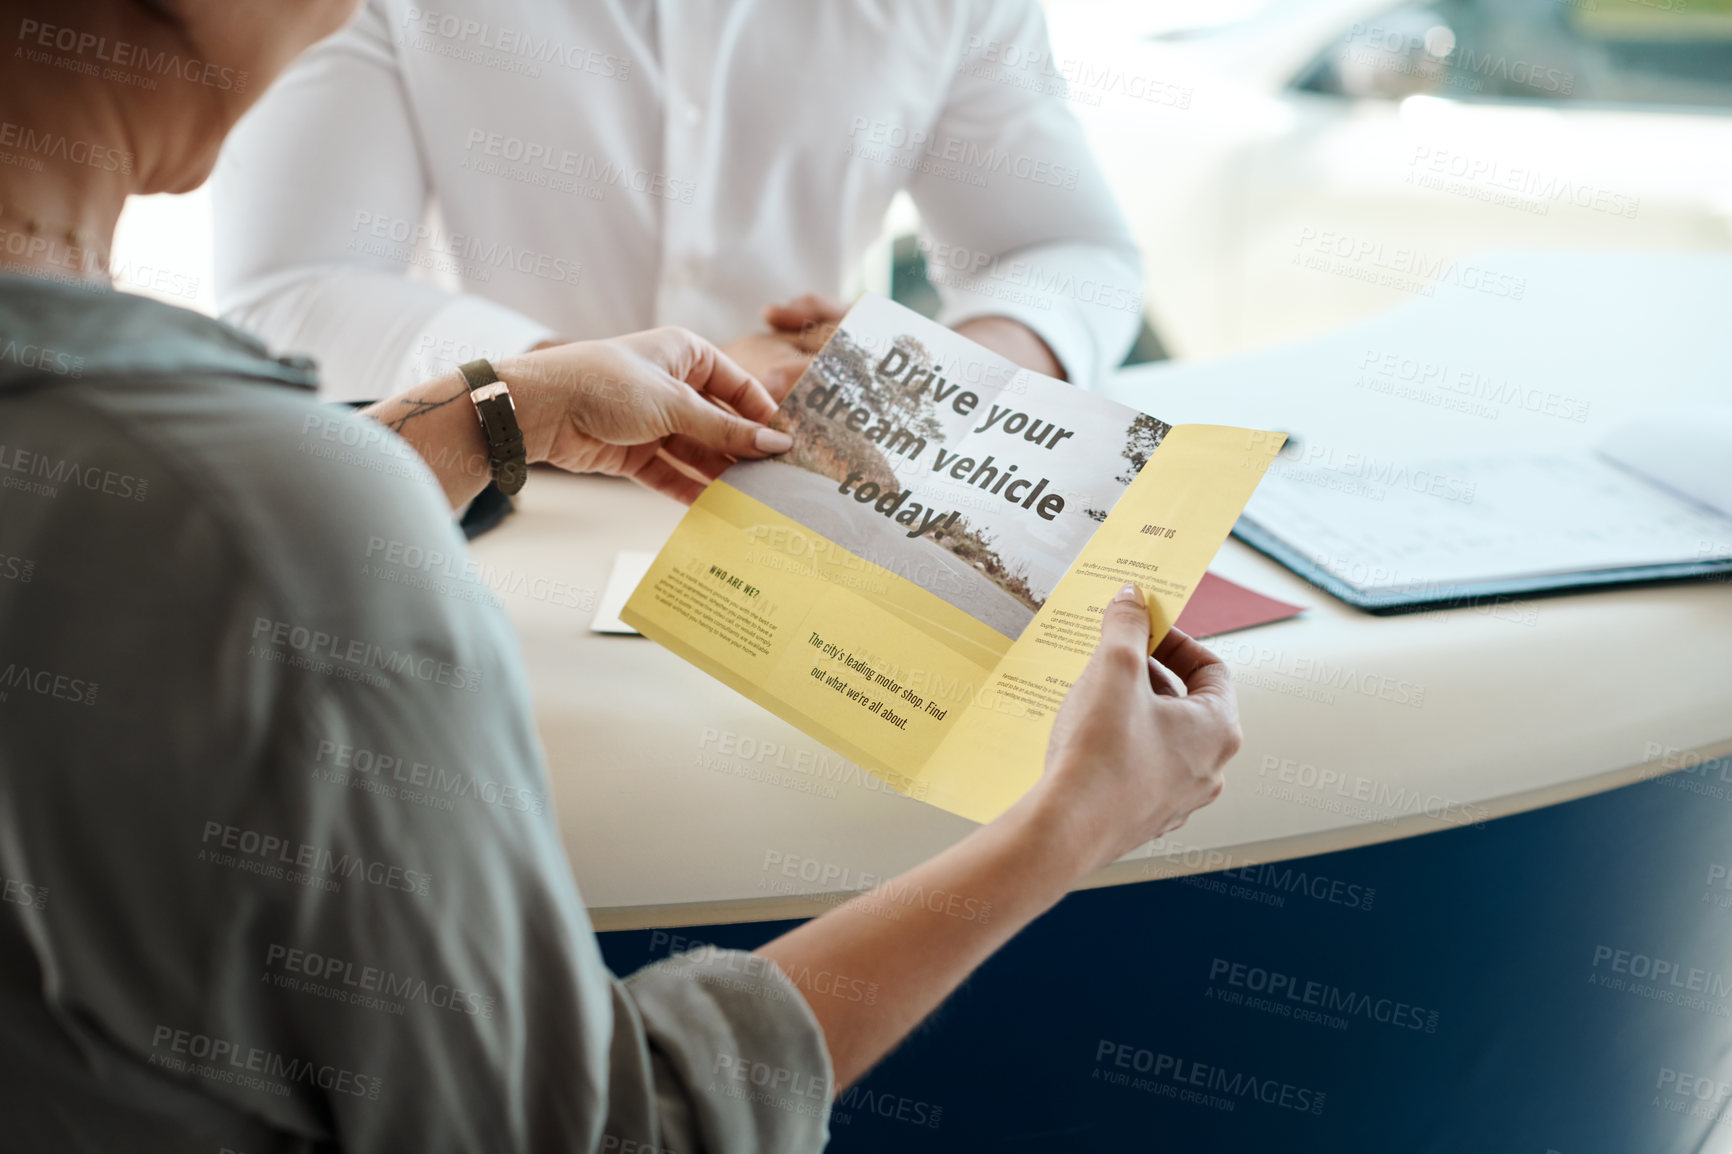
xmin=112 ymin=185 xmax=215 ymax=315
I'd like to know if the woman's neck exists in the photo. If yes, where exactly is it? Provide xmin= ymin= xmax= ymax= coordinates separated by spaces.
xmin=0 ymin=79 xmax=140 ymax=284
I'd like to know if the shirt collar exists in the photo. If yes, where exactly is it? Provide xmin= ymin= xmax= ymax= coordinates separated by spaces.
xmin=0 ymin=273 xmax=319 ymax=394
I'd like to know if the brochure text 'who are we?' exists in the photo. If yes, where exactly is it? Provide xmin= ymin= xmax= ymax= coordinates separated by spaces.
xmin=623 ymin=295 xmax=1283 ymax=822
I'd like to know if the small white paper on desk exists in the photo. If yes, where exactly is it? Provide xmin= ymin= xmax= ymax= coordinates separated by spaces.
xmin=589 ymin=550 xmax=655 ymax=634
xmin=1243 ymin=451 xmax=1732 ymax=593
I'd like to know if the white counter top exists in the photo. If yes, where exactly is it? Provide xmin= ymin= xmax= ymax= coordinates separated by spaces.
xmin=471 ymin=252 xmax=1732 ymax=930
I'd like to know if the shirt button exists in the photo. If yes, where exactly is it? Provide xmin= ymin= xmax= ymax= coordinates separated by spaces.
xmin=682 ymin=100 xmax=703 ymax=127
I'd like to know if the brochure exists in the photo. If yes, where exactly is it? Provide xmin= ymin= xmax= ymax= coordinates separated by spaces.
xmin=622 ymin=294 xmax=1284 ymax=822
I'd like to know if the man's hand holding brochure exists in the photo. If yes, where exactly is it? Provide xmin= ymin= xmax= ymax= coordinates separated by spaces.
xmin=623 ymin=295 xmax=1285 ymax=822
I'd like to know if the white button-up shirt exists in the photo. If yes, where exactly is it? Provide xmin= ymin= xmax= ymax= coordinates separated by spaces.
xmin=212 ymin=0 xmax=1144 ymax=400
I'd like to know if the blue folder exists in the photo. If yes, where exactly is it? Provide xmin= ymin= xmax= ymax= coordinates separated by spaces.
xmin=1231 ymin=518 xmax=1732 ymax=615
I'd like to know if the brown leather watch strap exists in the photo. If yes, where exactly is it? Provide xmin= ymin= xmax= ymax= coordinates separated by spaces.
xmin=458 ymin=358 xmax=528 ymax=495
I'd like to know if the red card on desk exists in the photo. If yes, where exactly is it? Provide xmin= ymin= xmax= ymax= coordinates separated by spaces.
xmin=1174 ymin=571 xmax=1304 ymax=638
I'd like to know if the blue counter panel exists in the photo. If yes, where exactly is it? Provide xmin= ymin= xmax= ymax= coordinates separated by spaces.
xmin=598 ymin=760 xmax=1732 ymax=1151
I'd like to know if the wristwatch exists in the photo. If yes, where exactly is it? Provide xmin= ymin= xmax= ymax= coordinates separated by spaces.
xmin=458 ymin=358 xmax=528 ymax=495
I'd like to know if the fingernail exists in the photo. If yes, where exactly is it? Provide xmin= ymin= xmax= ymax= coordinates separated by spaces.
xmin=755 ymin=428 xmax=793 ymax=453
xmin=1113 ymin=583 xmax=1142 ymax=605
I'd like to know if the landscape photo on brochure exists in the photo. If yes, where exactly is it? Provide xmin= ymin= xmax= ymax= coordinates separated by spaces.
xmin=724 ymin=295 xmax=1174 ymax=641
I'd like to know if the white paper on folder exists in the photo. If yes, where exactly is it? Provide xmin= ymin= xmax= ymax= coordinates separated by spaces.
xmin=1599 ymin=405 xmax=1732 ymax=521
xmin=1242 ymin=449 xmax=1732 ymax=594
xmin=589 ymin=550 xmax=655 ymax=634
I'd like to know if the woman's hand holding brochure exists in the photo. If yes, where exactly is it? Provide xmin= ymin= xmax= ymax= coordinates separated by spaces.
xmin=756 ymin=582 xmax=1241 ymax=1089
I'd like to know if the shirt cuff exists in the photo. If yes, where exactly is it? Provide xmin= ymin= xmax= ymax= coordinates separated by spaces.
xmin=221 ymin=269 xmax=563 ymax=404
xmin=394 ymin=295 xmax=559 ymax=399
xmin=932 ymin=242 xmax=1144 ymax=391
xmin=620 ymin=947 xmax=833 ymax=1154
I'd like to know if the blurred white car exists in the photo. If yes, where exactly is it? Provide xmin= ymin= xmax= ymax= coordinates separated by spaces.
xmin=1042 ymin=0 xmax=1732 ymax=359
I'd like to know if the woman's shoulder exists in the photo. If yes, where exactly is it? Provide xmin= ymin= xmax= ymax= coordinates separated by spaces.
xmin=0 ymin=274 xmax=315 ymax=395
xmin=0 ymin=278 xmax=503 ymax=653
